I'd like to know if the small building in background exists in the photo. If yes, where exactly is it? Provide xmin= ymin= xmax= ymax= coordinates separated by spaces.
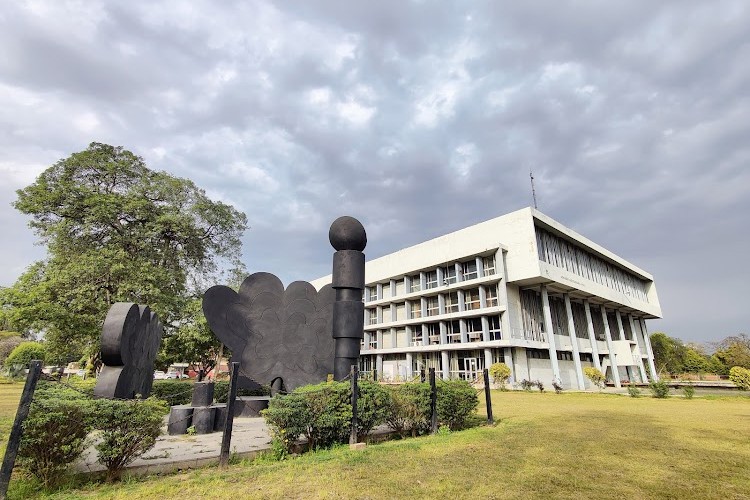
xmin=312 ymin=207 xmax=662 ymax=390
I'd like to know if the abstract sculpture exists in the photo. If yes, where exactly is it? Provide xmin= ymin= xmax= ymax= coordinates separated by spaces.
xmin=329 ymin=216 xmax=367 ymax=380
xmin=201 ymin=216 xmax=367 ymax=390
xmin=94 ymin=302 xmax=163 ymax=399
xmin=203 ymin=273 xmax=335 ymax=391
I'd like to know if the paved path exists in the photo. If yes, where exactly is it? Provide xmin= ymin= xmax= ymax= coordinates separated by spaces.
xmin=74 ymin=417 xmax=273 ymax=476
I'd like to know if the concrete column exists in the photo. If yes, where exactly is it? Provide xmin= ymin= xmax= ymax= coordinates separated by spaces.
xmin=438 ymin=293 xmax=446 ymax=315
xmin=540 ymin=285 xmax=562 ymax=384
xmin=441 ymin=350 xmax=450 ymax=379
xmin=421 ymin=297 xmax=428 ymax=318
xmin=640 ymin=318 xmax=659 ymax=382
xmin=421 ymin=324 xmax=429 ymax=347
xmin=363 ymin=331 xmax=370 ymax=350
xmin=391 ymin=305 xmax=397 ymax=323
xmin=405 ymin=352 xmax=413 ymax=379
xmin=390 ymin=327 xmax=397 ymax=348
xmin=564 ymin=294 xmax=586 ymax=390
xmin=615 ymin=311 xmax=628 ymax=382
xmin=376 ymin=283 xmax=383 ymax=300
xmin=439 ymin=321 xmax=448 ymax=344
xmin=420 ymin=271 xmax=426 ymax=290
xmin=481 ymin=316 xmax=490 ymax=342
xmin=457 ymin=289 xmax=466 ymax=312
xmin=478 ymin=286 xmax=487 ymax=308
xmin=376 ymin=354 xmax=383 ymax=379
xmin=601 ymin=307 xmax=621 ymax=388
xmin=455 ymin=262 xmax=463 ymax=282
xmin=376 ymin=305 xmax=383 ymax=324
xmin=376 ymin=330 xmax=383 ymax=350
xmin=628 ymin=314 xmax=648 ymax=383
xmin=387 ymin=279 xmax=395 ymax=299
xmin=459 ymin=319 xmax=468 ymax=343
xmin=484 ymin=348 xmax=493 ymax=372
xmin=436 ymin=267 xmax=444 ymax=287
xmin=583 ymin=300 xmax=602 ymax=372
xmin=476 ymin=256 xmax=484 ymax=278
xmin=504 ymin=347 xmax=515 ymax=382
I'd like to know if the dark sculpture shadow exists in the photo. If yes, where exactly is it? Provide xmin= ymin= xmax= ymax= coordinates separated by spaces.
xmin=203 ymin=272 xmax=335 ymax=391
xmin=94 ymin=302 xmax=163 ymax=399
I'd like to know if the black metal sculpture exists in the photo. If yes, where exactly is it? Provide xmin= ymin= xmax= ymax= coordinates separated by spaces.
xmin=203 ymin=273 xmax=335 ymax=391
xmin=94 ymin=303 xmax=163 ymax=399
xmin=329 ymin=216 xmax=367 ymax=380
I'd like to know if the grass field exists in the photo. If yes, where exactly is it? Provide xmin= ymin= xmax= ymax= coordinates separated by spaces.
xmin=0 ymin=382 xmax=23 ymax=458
xmin=3 ymin=384 xmax=750 ymax=499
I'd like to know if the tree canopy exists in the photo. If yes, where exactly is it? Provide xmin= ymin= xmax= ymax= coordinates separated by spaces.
xmin=0 ymin=143 xmax=247 ymax=363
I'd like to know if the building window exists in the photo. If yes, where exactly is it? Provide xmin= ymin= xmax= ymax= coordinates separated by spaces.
xmin=557 ymin=351 xmax=574 ymax=361
xmin=382 ymin=330 xmax=392 ymax=349
xmin=410 ymin=326 xmax=423 ymax=346
xmin=427 ymin=323 xmax=440 ymax=344
xmin=409 ymin=301 xmax=421 ymax=319
xmin=466 ymin=318 xmax=483 ymax=342
xmin=443 ymin=265 xmax=457 ymax=285
xmin=382 ymin=306 xmax=391 ymax=323
xmin=367 ymin=309 xmax=377 ymax=325
xmin=528 ymin=349 xmax=550 ymax=359
xmin=425 ymin=270 xmax=438 ymax=289
xmin=491 ymin=349 xmax=505 ymax=364
xmin=426 ymin=297 xmax=439 ymax=317
xmin=367 ymin=286 xmax=378 ymax=301
xmin=488 ymin=315 xmax=502 ymax=340
xmin=382 ymin=283 xmax=391 ymax=299
xmin=369 ymin=333 xmax=378 ymax=350
xmin=485 ymin=285 xmax=498 ymax=307
xmin=464 ymin=288 xmax=481 ymax=310
xmin=410 ymin=274 xmax=421 ymax=293
xmin=579 ymin=352 xmax=593 ymax=362
xmin=445 ymin=292 xmax=459 ymax=313
xmin=447 ymin=320 xmax=461 ymax=343
xmin=483 ymin=255 xmax=496 ymax=276
xmin=462 ymin=260 xmax=478 ymax=281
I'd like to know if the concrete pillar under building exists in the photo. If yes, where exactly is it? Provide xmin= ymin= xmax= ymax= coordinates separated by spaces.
xmin=628 ymin=314 xmax=648 ymax=382
xmin=615 ymin=311 xmax=628 ymax=382
xmin=476 ymin=256 xmax=484 ymax=278
xmin=601 ymin=306 xmax=621 ymax=388
xmin=481 ymin=316 xmax=490 ymax=342
xmin=376 ymin=354 xmax=383 ymax=379
xmin=640 ymin=318 xmax=659 ymax=382
xmin=540 ymin=285 xmax=562 ymax=385
xmin=584 ymin=300 xmax=603 ymax=373
xmin=564 ymin=294 xmax=586 ymax=390
xmin=459 ymin=319 xmax=468 ymax=344
xmin=405 ymin=352 xmax=413 ymax=379
xmin=441 ymin=351 xmax=450 ymax=379
xmin=504 ymin=347 xmax=515 ymax=382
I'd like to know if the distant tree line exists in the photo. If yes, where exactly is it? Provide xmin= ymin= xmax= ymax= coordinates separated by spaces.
xmin=650 ymin=332 xmax=750 ymax=376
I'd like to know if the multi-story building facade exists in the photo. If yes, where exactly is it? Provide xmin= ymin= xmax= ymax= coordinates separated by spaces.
xmin=312 ymin=207 xmax=662 ymax=390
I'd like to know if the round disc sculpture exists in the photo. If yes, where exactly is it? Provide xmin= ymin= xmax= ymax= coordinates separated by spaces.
xmin=94 ymin=302 xmax=163 ymax=399
xmin=202 ymin=216 xmax=367 ymax=390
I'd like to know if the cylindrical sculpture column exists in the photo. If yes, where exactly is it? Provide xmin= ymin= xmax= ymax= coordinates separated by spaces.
xmin=329 ymin=216 xmax=367 ymax=381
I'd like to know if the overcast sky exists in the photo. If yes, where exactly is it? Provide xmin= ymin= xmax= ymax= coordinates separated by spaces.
xmin=1 ymin=1 xmax=748 ymax=344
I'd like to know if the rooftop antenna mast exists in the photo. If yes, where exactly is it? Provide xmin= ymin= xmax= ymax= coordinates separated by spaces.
xmin=529 ymin=170 xmax=538 ymax=210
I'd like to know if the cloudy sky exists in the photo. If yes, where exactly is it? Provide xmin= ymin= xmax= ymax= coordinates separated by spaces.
xmin=1 ymin=1 xmax=748 ymax=344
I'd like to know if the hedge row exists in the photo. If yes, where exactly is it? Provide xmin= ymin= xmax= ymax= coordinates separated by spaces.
xmin=262 ymin=379 xmax=479 ymax=456
xmin=149 ymin=379 xmax=270 ymax=405
xmin=18 ymin=382 xmax=168 ymax=486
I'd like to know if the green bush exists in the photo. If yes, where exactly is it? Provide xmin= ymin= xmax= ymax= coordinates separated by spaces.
xmin=0 ymin=335 xmax=23 ymax=365
xmin=583 ymin=367 xmax=606 ymax=389
xmin=17 ymin=382 xmax=95 ymax=487
xmin=436 ymin=380 xmax=478 ymax=430
xmin=262 ymin=392 xmax=309 ymax=456
xmin=150 ymin=379 xmax=193 ymax=405
xmin=627 ymin=382 xmax=641 ymax=398
xmin=729 ymin=366 xmax=750 ymax=391
xmin=682 ymin=383 xmax=695 ymax=399
xmin=649 ymin=379 xmax=671 ymax=398
xmin=488 ymin=363 xmax=511 ymax=388
xmin=92 ymin=397 xmax=169 ymax=482
xmin=4 ymin=341 xmax=46 ymax=368
xmin=384 ymin=383 xmax=431 ymax=438
xmin=355 ymin=380 xmax=390 ymax=441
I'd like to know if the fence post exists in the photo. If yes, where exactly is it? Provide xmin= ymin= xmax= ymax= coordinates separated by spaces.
xmin=429 ymin=367 xmax=438 ymax=434
xmin=420 ymin=369 xmax=426 ymax=383
xmin=219 ymin=362 xmax=240 ymax=467
xmin=350 ymin=365 xmax=358 ymax=445
xmin=483 ymin=368 xmax=494 ymax=424
xmin=0 ymin=360 xmax=42 ymax=500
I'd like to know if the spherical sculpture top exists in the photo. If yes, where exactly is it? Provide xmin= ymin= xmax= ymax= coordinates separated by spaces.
xmin=329 ymin=216 xmax=367 ymax=251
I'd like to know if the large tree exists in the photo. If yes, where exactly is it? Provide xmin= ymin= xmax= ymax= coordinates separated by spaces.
xmin=713 ymin=334 xmax=750 ymax=370
xmin=0 ymin=143 xmax=247 ymax=363
xmin=650 ymin=332 xmax=687 ymax=375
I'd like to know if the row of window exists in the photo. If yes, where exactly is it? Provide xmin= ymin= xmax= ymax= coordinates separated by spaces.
xmin=535 ymin=227 xmax=649 ymax=302
xmin=365 ymin=255 xmax=497 ymax=301
xmin=527 ymin=349 xmax=594 ymax=362
xmin=366 ymin=285 xmax=499 ymax=325
xmin=363 ymin=315 xmax=503 ymax=349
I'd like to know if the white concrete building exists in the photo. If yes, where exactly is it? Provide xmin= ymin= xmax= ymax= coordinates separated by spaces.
xmin=312 ymin=207 xmax=662 ymax=390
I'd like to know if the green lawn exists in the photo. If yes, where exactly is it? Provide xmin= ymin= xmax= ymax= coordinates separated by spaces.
xmin=0 ymin=382 xmax=23 ymax=458
xmin=5 ymin=389 xmax=748 ymax=499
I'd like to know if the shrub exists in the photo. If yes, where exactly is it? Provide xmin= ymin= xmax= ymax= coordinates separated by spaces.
xmin=649 ymin=379 xmax=671 ymax=398
xmin=262 ymin=391 xmax=309 ymax=456
xmin=488 ymin=363 xmax=511 ymax=388
xmin=627 ymin=382 xmax=641 ymax=398
xmin=436 ymin=380 xmax=478 ymax=430
xmin=583 ymin=367 xmax=606 ymax=389
xmin=214 ymin=380 xmax=270 ymax=403
xmin=535 ymin=380 xmax=545 ymax=393
xmin=682 ymin=383 xmax=695 ymax=399
xmin=355 ymin=380 xmax=390 ymax=441
xmin=296 ymin=382 xmax=351 ymax=449
xmin=18 ymin=387 xmax=95 ymax=487
xmin=384 ymin=383 xmax=431 ymax=438
xmin=92 ymin=397 xmax=169 ymax=482
xmin=729 ymin=366 xmax=750 ymax=391
xmin=150 ymin=379 xmax=193 ymax=405
xmin=520 ymin=379 xmax=534 ymax=391
xmin=0 ymin=335 xmax=23 ymax=365
xmin=4 ymin=341 xmax=46 ymax=368
xmin=552 ymin=380 xmax=563 ymax=394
